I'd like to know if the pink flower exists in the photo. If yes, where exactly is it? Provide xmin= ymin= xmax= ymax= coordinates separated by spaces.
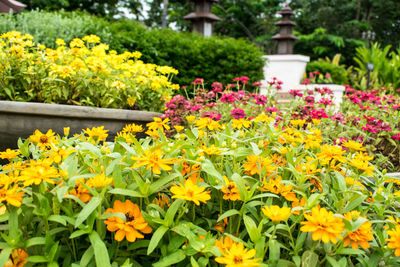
xmin=319 ymin=98 xmax=333 ymax=106
xmin=266 ymin=107 xmax=279 ymax=113
xmin=255 ymin=95 xmax=268 ymax=105
xmin=310 ymin=108 xmax=328 ymax=119
xmin=392 ymin=133 xmax=400 ymax=141
xmin=289 ymin=89 xmax=303 ymax=97
xmin=220 ymin=93 xmax=236 ymax=103
xmin=191 ymin=78 xmax=204 ymax=85
xmin=231 ymin=108 xmax=246 ymax=119
xmin=304 ymin=96 xmax=315 ymax=104
xmin=212 ymin=82 xmax=223 ymax=91
xmin=202 ymin=111 xmax=221 ymax=121
xmin=301 ymin=78 xmax=311 ymax=85
xmin=253 ymin=81 xmax=262 ymax=87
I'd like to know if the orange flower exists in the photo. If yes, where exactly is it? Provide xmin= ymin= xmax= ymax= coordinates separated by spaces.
xmin=69 ymin=178 xmax=92 ymax=203
xmin=215 ymin=235 xmax=234 ymax=253
xmin=343 ymin=211 xmax=373 ymax=249
xmin=181 ymin=162 xmax=203 ymax=183
xmin=4 ymin=249 xmax=28 ymax=267
xmin=386 ymin=225 xmax=400 ymax=256
xmin=221 ymin=176 xmax=241 ymax=201
xmin=300 ymin=206 xmax=344 ymax=244
xmin=243 ymin=155 xmax=276 ymax=175
xmin=152 ymin=193 xmax=170 ymax=209
xmin=104 ymin=200 xmax=152 ymax=242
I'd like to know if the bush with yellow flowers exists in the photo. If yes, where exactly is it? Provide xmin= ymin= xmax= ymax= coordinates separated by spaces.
xmin=1 ymin=97 xmax=400 ymax=267
xmin=0 ymin=31 xmax=179 ymax=112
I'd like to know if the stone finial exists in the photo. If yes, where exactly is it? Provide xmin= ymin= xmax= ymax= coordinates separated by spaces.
xmin=184 ymin=0 xmax=221 ymax=37
xmin=271 ymin=5 xmax=298 ymax=54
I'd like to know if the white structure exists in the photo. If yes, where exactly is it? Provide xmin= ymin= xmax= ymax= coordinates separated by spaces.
xmin=260 ymin=54 xmax=345 ymax=108
xmin=260 ymin=54 xmax=309 ymax=93
xmin=297 ymin=84 xmax=345 ymax=108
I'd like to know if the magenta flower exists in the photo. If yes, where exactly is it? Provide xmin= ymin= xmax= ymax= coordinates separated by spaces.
xmin=255 ymin=95 xmax=268 ymax=105
xmin=191 ymin=78 xmax=204 ymax=85
xmin=231 ymin=108 xmax=246 ymax=119
xmin=220 ymin=93 xmax=236 ymax=103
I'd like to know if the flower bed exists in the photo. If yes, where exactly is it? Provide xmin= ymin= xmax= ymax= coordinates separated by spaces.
xmin=0 ymin=31 xmax=178 ymax=112
xmin=0 ymin=76 xmax=400 ymax=265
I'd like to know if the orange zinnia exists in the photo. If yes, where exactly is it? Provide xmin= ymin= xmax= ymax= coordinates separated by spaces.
xmin=104 ymin=200 xmax=152 ymax=242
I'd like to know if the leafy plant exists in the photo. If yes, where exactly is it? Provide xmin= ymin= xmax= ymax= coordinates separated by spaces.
xmin=306 ymin=54 xmax=350 ymax=84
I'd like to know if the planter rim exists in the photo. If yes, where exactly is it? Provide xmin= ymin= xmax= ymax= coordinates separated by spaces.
xmin=0 ymin=101 xmax=162 ymax=122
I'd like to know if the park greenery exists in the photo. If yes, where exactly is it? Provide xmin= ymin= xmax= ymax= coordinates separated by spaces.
xmin=0 ymin=1 xmax=399 ymax=266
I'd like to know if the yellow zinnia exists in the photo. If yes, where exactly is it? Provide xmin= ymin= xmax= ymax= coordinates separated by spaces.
xmin=300 ymin=206 xmax=344 ymax=244
xmin=170 ymin=179 xmax=211 ymax=205
xmin=131 ymin=148 xmax=176 ymax=175
xmin=386 ymin=225 xmax=400 ymax=256
xmin=215 ymin=241 xmax=261 ymax=267
xmin=262 ymin=205 xmax=291 ymax=224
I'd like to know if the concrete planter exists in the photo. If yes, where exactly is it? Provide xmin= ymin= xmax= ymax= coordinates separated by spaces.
xmin=0 ymin=101 xmax=162 ymax=150
xmin=296 ymin=84 xmax=345 ymax=108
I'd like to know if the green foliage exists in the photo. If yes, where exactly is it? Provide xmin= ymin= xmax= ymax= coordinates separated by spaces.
xmin=352 ymin=43 xmax=400 ymax=92
xmin=0 ymin=10 xmax=113 ymax=48
xmin=294 ymin=27 xmax=365 ymax=64
xmin=107 ymin=20 xmax=265 ymax=86
xmin=306 ymin=54 xmax=350 ymax=85
xmin=0 ymin=10 xmax=265 ymax=87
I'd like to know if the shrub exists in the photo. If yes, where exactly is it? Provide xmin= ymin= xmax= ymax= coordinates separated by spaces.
xmin=0 ymin=10 xmax=265 ymax=87
xmin=306 ymin=54 xmax=349 ymax=84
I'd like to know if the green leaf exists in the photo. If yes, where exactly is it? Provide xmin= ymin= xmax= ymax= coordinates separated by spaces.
xmin=269 ymin=239 xmax=280 ymax=264
xmin=69 ymin=230 xmax=87 ymax=239
xmin=108 ymin=188 xmax=144 ymax=198
xmin=0 ymin=247 xmax=12 ymax=267
xmin=243 ymin=215 xmax=261 ymax=242
xmin=164 ymin=199 xmax=183 ymax=227
xmin=343 ymin=195 xmax=367 ymax=213
xmin=75 ymin=197 xmax=102 ymax=228
xmin=48 ymin=215 xmax=67 ymax=226
xmin=26 ymin=237 xmax=46 ymax=247
xmin=80 ymin=246 xmax=94 ymax=266
xmin=89 ymin=231 xmax=111 ymax=267
xmin=147 ymin=225 xmax=168 ymax=255
xmin=190 ymin=256 xmax=200 ymax=267
xmin=301 ymin=250 xmax=318 ymax=267
xmin=217 ymin=209 xmax=240 ymax=222
xmin=231 ymin=173 xmax=248 ymax=202
xmin=149 ymin=173 xmax=179 ymax=194
xmin=26 ymin=256 xmax=49 ymax=263
xmin=153 ymin=250 xmax=186 ymax=267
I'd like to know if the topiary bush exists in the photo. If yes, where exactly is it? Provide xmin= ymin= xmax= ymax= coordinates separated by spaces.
xmin=0 ymin=10 xmax=265 ymax=87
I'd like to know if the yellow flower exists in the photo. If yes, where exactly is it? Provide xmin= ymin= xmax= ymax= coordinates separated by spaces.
xmin=170 ymin=179 xmax=211 ymax=205
xmin=83 ymin=126 xmax=109 ymax=142
xmin=200 ymin=144 xmax=222 ymax=156
xmin=46 ymin=147 xmax=75 ymax=164
xmin=0 ymin=185 xmax=24 ymax=207
xmin=87 ymin=174 xmax=113 ymax=188
xmin=63 ymin=127 xmax=70 ymax=136
xmin=386 ymin=225 xmax=400 ymax=256
xmin=69 ymin=178 xmax=92 ymax=203
xmin=254 ymin=113 xmax=273 ymax=123
xmin=131 ymin=148 xmax=176 ymax=175
xmin=243 ymin=155 xmax=276 ymax=175
xmin=221 ymin=176 xmax=241 ymax=201
xmin=29 ymin=129 xmax=59 ymax=150
xmin=186 ymin=115 xmax=196 ymax=124
xmin=195 ymin=117 xmax=222 ymax=131
xmin=147 ymin=117 xmax=170 ymax=131
xmin=316 ymin=145 xmax=346 ymax=165
xmin=215 ymin=236 xmax=234 ymax=252
xmin=343 ymin=211 xmax=373 ymax=249
xmin=55 ymin=38 xmax=66 ymax=46
xmin=122 ymin=123 xmax=143 ymax=134
xmin=104 ymin=200 xmax=152 ymax=242
xmin=300 ymin=206 xmax=344 ymax=244
xmin=262 ymin=205 xmax=291 ymax=224
xmin=215 ymin=241 xmax=261 ymax=267
xmin=82 ymin=34 xmax=101 ymax=44
xmin=174 ymin=125 xmax=184 ymax=133
xmin=290 ymin=119 xmax=306 ymax=127
xmin=231 ymin=119 xmax=252 ymax=129
xmin=348 ymin=152 xmax=374 ymax=175
xmin=0 ymin=149 xmax=20 ymax=160
xmin=19 ymin=159 xmax=59 ymax=186
xmin=342 ymin=140 xmax=366 ymax=151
